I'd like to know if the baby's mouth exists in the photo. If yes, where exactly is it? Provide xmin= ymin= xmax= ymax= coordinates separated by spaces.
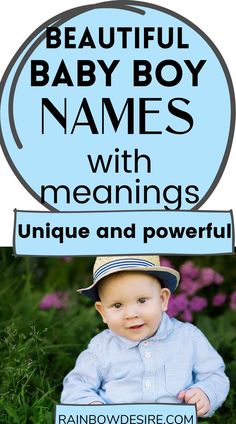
xmin=128 ymin=324 xmax=145 ymax=330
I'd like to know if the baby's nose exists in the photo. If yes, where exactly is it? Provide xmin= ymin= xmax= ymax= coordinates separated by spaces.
xmin=124 ymin=304 xmax=139 ymax=319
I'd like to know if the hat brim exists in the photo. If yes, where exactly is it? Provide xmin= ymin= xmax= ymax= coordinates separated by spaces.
xmin=78 ymin=266 xmax=179 ymax=301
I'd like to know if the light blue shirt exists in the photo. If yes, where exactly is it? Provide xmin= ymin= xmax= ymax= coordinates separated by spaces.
xmin=61 ymin=313 xmax=229 ymax=417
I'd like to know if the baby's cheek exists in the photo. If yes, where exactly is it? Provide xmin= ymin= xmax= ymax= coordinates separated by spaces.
xmin=107 ymin=317 xmax=122 ymax=332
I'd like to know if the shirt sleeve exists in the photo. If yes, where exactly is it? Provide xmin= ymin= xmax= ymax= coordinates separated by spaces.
xmin=61 ymin=346 xmax=105 ymax=405
xmin=189 ymin=326 xmax=230 ymax=417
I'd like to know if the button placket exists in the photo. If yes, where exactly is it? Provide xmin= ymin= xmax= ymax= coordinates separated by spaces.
xmin=145 ymin=379 xmax=152 ymax=388
xmin=140 ymin=341 xmax=155 ymax=401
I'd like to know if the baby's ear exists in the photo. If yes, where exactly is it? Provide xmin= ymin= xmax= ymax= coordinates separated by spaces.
xmin=160 ymin=288 xmax=171 ymax=312
xmin=95 ymin=301 xmax=107 ymax=323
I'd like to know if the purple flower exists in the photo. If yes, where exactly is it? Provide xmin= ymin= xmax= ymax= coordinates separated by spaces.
xmin=39 ymin=291 xmax=69 ymax=310
xmin=174 ymin=293 xmax=189 ymax=311
xmin=167 ymin=294 xmax=189 ymax=318
xmin=199 ymin=268 xmax=224 ymax=287
xmin=200 ymin=267 xmax=216 ymax=286
xmin=167 ymin=297 xmax=179 ymax=317
xmin=180 ymin=277 xmax=199 ymax=295
xmin=180 ymin=261 xmax=199 ymax=280
xmin=230 ymin=291 xmax=236 ymax=310
xmin=181 ymin=308 xmax=193 ymax=322
xmin=160 ymin=257 xmax=173 ymax=268
xmin=214 ymin=272 xmax=224 ymax=285
xmin=212 ymin=293 xmax=227 ymax=307
xmin=189 ymin=296 xmax=207 ymax=312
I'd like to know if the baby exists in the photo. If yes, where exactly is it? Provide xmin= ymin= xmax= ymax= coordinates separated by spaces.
xmin=61 ymin=255 xmax=229 ymax=417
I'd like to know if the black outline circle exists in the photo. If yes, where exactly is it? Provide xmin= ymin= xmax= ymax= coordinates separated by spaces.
xmin=0 ymin=0 xmax=235 ymax=212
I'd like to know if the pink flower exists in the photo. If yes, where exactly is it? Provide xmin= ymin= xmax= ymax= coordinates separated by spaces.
xmin=212 ymin=293 xmax=227 ymax=307
xmin=189 ymin=296 xmax=207 ymax=312
xmin=230 ymin=291 xmax=236 ymax=310
xmin=39 ymin=291 xmax=69 ymax=310
xmin=181 ymin=308 xmax=193 ymax=322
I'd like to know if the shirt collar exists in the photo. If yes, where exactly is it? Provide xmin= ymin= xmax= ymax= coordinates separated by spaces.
xmin=114 ymin=312 xmax=174 ymax=349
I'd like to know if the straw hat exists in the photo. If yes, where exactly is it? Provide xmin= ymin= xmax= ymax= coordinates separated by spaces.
xmin=78 ymin=255 xmax=180 ymax=301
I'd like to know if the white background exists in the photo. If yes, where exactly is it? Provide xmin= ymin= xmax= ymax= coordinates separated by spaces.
xmin=0 ymin=0 xmax=235 ymax=247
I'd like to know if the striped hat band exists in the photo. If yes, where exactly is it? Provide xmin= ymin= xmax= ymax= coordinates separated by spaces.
xmin=77 ymin=255 xmax=180 ymax=301
xmin=94 ymin=258 xmax=156 ymax=284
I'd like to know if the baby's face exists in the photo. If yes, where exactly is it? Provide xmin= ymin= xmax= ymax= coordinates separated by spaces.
xmin=95 ymin=272 xmax=170 ymax=341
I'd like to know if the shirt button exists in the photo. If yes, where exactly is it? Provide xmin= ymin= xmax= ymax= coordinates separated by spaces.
xmin=143 ymin=341 xmax=149 ymax=346
xmin=145 ymin=380 xmax=152 ymax=388
xmin=144 ymin=351 xmax=151 ymax=359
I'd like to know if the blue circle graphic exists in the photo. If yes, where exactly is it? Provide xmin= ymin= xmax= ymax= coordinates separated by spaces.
xmin=0 ymin=1 xmax=235 ymax=212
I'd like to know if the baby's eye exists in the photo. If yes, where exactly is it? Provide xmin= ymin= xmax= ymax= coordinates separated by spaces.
xmin=113 ymin=303 xmax=122 ymax=309
xmin=138 ymin=298 xmax=147 ymax=304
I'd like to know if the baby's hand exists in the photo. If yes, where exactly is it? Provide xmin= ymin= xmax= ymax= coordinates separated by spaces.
xmin=178 ymin=388 xmax=210 ymax=417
